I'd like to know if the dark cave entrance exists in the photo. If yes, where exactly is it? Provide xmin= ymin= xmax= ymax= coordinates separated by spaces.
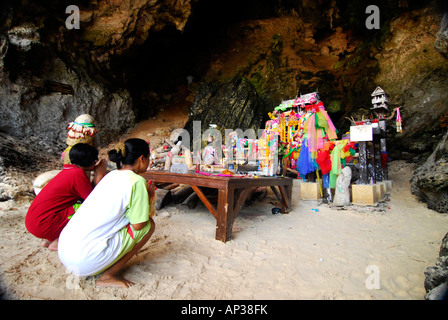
xmin=111 ymin=0 xmax=280 ymax=122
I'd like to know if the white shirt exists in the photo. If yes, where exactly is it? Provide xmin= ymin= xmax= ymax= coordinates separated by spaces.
xmin=58 ymin=170 xmax=149 ymax=276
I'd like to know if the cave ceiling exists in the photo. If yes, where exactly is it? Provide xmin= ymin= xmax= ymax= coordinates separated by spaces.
xmin=1 ymin=0 xmax=447 ymax=158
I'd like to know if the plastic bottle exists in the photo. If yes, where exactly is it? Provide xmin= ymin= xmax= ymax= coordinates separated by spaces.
xmin=170 ymin=163 xmax=189 ymax=174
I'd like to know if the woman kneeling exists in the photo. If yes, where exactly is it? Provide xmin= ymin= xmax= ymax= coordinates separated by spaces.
xmin=58 ymin=138 xmax=155 ymax=288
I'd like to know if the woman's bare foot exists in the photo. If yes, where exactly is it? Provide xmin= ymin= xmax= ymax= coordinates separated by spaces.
xmin=95 ymin=218 xmax=154 ymax=289
xmin=41 ymin=239 xmax=51 ymax=248
xmin=48 ymin=239 xmax=58 ymax=251
xmin=41 ymin=239 xmax=58 ymax=251
xmin=96 ymin=274 xmax=134 ymax=288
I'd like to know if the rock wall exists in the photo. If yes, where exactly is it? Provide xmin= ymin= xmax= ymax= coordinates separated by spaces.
xmin=374 ymin=6 xmax=448 ymax=162
xmin=1 ymin=1 xmax=448 ymax=202
xmin=0 ymin=0 xmax=192 ymax=150
xmin=424 ymin=232 xmax=448 ymax=300
xmin=201 ymin=3 xmax=448 ymax=163
xmin=435 ymin=11 xmax=448 ymax=58
xmin=1 ymin=1 xmax=447 ymax=152
xmin=184 ymin=76 xmax=268 ymax=139
xmin=411 ymin=130 xmax=448 ymax=213
xmin=0 ymin=56 xmax=135 ymax=147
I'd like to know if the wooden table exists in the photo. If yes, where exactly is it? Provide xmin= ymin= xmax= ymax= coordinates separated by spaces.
xmin=140 ymin=171 xmax=293 ymax=242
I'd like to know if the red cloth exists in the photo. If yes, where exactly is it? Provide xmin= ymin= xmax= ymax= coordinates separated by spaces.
xmin=381 ymin=152 xmax=388 ymax=169
xmin=304 ymin=101 xmax=324 ymax=113
xmin=25 ymin=164 xmax=93 ymax=241
xmin=316 ymin=149 xmax=332 ymax=175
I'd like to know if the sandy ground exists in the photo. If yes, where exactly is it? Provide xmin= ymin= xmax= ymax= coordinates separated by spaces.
xmin=1 ymin=159 xmax=448 ymax=300
xmin=1 ymin=102 xmax=447 ymax=300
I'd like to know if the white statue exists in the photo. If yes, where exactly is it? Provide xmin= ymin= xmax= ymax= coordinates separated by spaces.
xmin=333 ymin=166 xmax=352 ymax=206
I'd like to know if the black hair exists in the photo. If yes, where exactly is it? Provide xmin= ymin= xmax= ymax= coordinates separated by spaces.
xmin=69 ymin=143 xmax=99 ymax=167
xmin=108 ymin=138 xmax=150 ymax=169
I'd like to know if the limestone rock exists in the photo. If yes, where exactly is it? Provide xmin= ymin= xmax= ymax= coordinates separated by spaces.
xmin=424 ymin=256 xmax=448 ymax=292
xmin=1 ymin=1 xmax=448 ymax=176
xmin=81 ymin=0 xmax=191 ymax=53
xmin=424 ymin=232 xmax=448 ymax=300
xmin=0 ymin=132 xmax=61 ymax=201
xmin=0 ymin=183 xmax=14 ymax=202
xmin=0 ymin=57 xmax=135 ymax=147
xmin=0 ymin=0 xmax=193 ymax=147
xmin=425 ymin=281 xmax=448 ymax=300
xmin=435 ymin=11 xmax=448 ymax=59
xmin=411 ymin=130 xmax=448 ymax=213
xmin=441 ymin=232 xmax=448 ymax=258
xmin=374 ymin=6 xmax=448 ymax=161
xmin=183 ymin=76 xmax=268 ymax=139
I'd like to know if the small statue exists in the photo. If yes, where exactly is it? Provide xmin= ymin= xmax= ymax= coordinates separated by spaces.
xmin=333 ymin=166 xmax=352 ymax=206
xmin=62 ymin=114 xmax=98 ymax=164
xmin=35 ymin=114 xmax=98 ymax=195
xmin=202 ymin=136 xmax=220 ymax=165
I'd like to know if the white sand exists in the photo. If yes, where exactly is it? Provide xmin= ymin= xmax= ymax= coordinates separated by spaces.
xmin=1 ymin=160 xmax=447 ymax=300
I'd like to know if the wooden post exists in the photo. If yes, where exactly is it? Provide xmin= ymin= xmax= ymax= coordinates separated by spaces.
xmin=366 ymin=141 xmax=375 ymax=184
xmin=216 ymin=186 xmax=234 ymax=242
xmin=380 ymin=137 xmax=388 ymax=180
xmin=358 ymin=141 xmax=368 ymax=184
xmin=373 ymin=136 xmax=383 ymax=182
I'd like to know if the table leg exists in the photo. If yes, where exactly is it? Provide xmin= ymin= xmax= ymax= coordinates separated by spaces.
xmin=191 ymin=185 xmax=217 ymax=219
xmin=269 ymin=183 xmax=293 ymax=213
xmin=285 ymin=182 xmax=292 ymax=208
xmin=215 ymin=187 xmax=234 ymax=242
xmin=278 ymin=185 xmax=291 ymax=213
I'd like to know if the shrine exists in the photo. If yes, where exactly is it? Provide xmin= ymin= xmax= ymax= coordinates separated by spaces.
xmin=150 ymin=86 xmax=399 ymax=208
xmin=256 ymin=86 xmax=399 ymax=206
